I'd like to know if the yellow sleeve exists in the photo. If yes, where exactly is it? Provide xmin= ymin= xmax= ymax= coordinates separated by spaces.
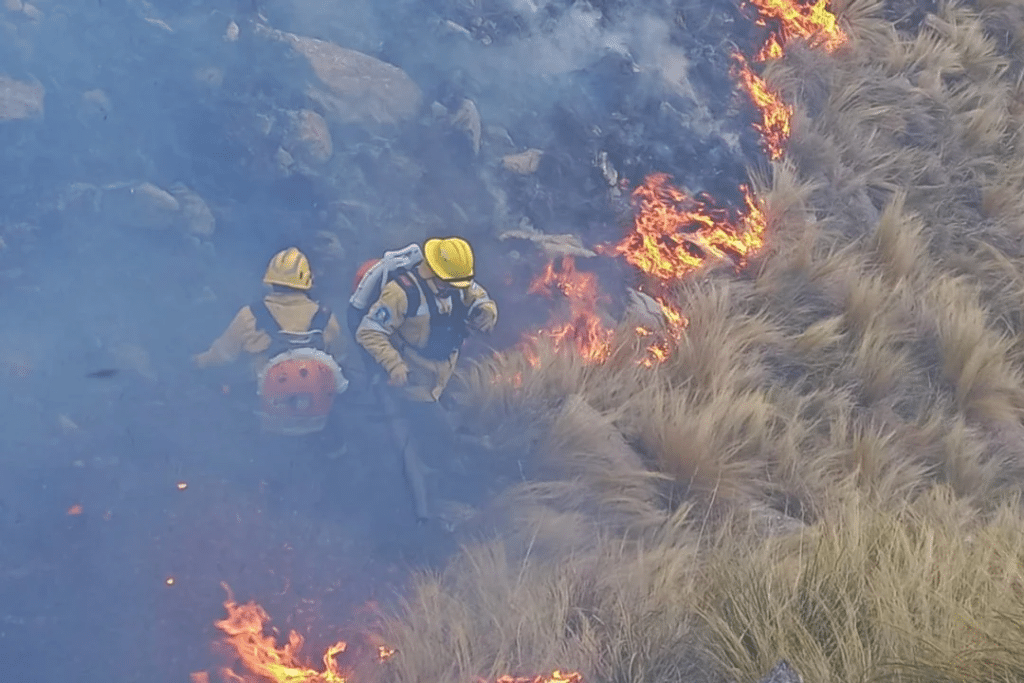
xmin=355 ymin=281 xmax=409 ymax=374
xmin=193 ymin=306 xmax=265 ymax=368
xmin=323 ymin=312 xmax=344 ymax=360
xmin=465 ymin=283 xmax=498 ymax=333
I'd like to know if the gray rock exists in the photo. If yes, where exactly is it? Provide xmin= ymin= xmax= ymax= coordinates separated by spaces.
xmin=168 ymin=184 xmax=216 ymax=237
xmin=283 ymin=109 xmax=333 ymax=166
xmin=755 ymin=660 xmax=803 ymax=683
xmin=100 ymin=182 xmax=179 ymax=231
xmin=258 ymin=26 xmax=422 ymax=126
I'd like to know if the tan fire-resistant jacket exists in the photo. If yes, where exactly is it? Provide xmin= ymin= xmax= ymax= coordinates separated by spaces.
xmin=193 ymin=290 xmax=343 ymax=376
xmin=356 ymin=273 xmax=497 ymax=402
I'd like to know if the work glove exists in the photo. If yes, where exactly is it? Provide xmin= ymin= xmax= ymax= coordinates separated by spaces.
xmin=388 ymin=363 xmax=409 ymax=387
xmin=470 ymin=303 xmax=497 ymax=334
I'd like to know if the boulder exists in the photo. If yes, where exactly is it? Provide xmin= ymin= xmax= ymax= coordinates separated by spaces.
xmin=0 ymin=74 xmax=43 ymax=121
xmin=259 ymin=27 xmax=422 ymax=126
xmin=502 ymin=148 xmax=544 ymax=174
xmin=88 ymin=181 xmax=215 ymax=236
xmin=100 ymin=182 xmax=180 ymax=231
xmin=450 ymin=98 xmax=482 ymax=155
xmin=168 ymin=183 xmax=216 ymax=237
xmin=283 ymin=109 xmax=333 ymax=166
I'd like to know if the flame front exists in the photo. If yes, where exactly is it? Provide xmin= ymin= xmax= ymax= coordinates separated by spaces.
xmin=213 ymin=585 xmax=349 ymax=683
xmin=610 ymin=174 xmax=765 ymax=281
xmin=732 ymin=55 xmax=793 ymax=160
xmin=524 ymin=256 xmax=615 ymax=365
xmin=745 ymin=0 xmax=848 ymax=61
xmin=522 ymin=0 xmax=842 ymax=366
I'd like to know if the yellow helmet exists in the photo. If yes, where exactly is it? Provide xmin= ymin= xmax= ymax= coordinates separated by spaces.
xmin=264 ymin=247 xmax=313 ymax=290
xmin=424 ymin=237 xmax=474 ymax=287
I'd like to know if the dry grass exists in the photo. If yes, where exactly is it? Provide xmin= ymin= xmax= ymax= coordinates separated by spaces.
xmin=383 ymin=0 xmax=1024 ymax=681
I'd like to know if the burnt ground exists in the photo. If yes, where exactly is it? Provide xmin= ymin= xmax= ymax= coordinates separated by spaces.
xmin=0 ymin=356 xmax=525 ymax=683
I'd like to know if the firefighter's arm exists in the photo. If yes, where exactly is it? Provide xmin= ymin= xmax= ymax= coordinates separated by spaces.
xmin=323 ymin=312 xmax=345 ymax=361
xmin=193 ymin=306 xmax=260 ymax=368
xmin=355 ymin=282 xmax=409 ymax=374
xmin=465 ymin=283 xmax=498 ymax=334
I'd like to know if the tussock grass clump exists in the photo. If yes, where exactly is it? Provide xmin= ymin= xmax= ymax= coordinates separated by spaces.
xmin=380 ymin=533 xmax=713 ymax=683
xmin=699 ymin=487 xmax=1024 ymax=683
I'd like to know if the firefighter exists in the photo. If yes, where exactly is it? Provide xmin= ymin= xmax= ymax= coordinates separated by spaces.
xmin=354 ymin=237 xmax=497 ymax=523
xmin=193 ymin=247 xmax=348 ymax=436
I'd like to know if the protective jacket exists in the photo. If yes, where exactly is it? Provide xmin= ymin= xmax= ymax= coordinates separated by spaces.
xmin=194 ymin=290 xmax=343 ymax=375
xmin=356 ymin=269 xmax=497 ymax=402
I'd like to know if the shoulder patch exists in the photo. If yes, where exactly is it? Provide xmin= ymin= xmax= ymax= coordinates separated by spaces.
xmin=372 ymin=305 xmax=392 ymax=326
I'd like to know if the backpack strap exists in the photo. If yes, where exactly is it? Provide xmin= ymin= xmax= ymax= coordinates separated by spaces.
xmin=250 ymin=298 xmax=280 ymax=335
xmin=252 ymin=298 xmax=331 ymax=354
xmin=393 ymin=272 xmax=421 ymax=318
xmin=310 ymin=304 xmax=332 ymax=332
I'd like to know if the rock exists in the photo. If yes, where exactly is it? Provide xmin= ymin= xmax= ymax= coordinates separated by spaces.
xmin=451 ymin=98 xmax=482 ymax=155
xmin=100 ymin=182 xmax=180 ymax=231
xmin=0 ymin=74 xmax=43 ymax=121
xmin=499 ymin=218 xmax=597 ymax=259
xmin=260 ymin=27 xmax=422 ymax=126
xmin=746 ymin=503 xmax=808 ymax=539
xmin=168 ymin=183 xmax=216 ymax=237
xmin=274 ymin=147 xmax=295 ymax=175
xmin=283 ymin=109 xmax=333 ymax=166
xmin=754 ymin=660 xmax=803 ymax=683
xmin=79 ymin=89 xmax=112 ymax=124
xmin=624 ymin=288 xmax=666 ymax=329
xmin=596 ymin=150 xmax=618 ymax=186
xmin=502 ymin=148 xmax=544 ymax=174
xmin=437 ymin=19 xmax=474 ymax=40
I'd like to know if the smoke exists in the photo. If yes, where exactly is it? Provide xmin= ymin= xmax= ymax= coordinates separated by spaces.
xmin=0 ymin=0 xmax=763 ymax=679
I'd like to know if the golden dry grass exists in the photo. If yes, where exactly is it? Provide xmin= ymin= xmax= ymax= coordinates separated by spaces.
xmin=380 ymin=0 xmax=1024 ymax=681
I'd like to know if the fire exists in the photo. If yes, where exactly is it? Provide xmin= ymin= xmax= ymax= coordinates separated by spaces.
xmin=524 ymin=256 xmax=615 ymax=364
xmin=733 ymin=54 xmax=793 ymax=160
xmin=745 ymin=0 xmax=848 ymax=61
xmin=609 ymin=174 xmax=766 ymax=281
xmin=484 ymin=672 xmax=583 ymax=683
xmin=201 ymin=586 xmax=581 ymax=683
xmin=212 ymin=584 xmax=350 ymax=683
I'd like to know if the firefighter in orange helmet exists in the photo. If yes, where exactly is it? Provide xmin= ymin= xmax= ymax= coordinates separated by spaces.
xmin=353 ymin=237 xmax=497 ymax=522
xmin=193 ymin=247 xmax=348 ymax=436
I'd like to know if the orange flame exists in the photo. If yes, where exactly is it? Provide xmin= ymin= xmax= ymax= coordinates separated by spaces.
xmin=524 ymin=256 xmax=615 ymax=364
xmin=213 ymin=584 xmax=350 ymax=683
xmin=483 ymin=672 xmax=583 ymax=683
xmin=608 ymin=174 xmax=766 ymax=281
xmin=732 ymin=54 xmax=793 ymax=160
xmin=746 ymin=0 xmax=848 ymax=61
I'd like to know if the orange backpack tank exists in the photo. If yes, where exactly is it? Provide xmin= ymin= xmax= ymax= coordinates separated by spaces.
xmin=257 ymin=347 xmax=347 ymax=436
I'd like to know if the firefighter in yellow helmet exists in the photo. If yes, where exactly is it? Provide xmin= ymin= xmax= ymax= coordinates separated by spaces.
xmin=354 ymin=237 xmax=497 ymax=522
xmin=193 ymin=247 xmax=347 ymax=436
